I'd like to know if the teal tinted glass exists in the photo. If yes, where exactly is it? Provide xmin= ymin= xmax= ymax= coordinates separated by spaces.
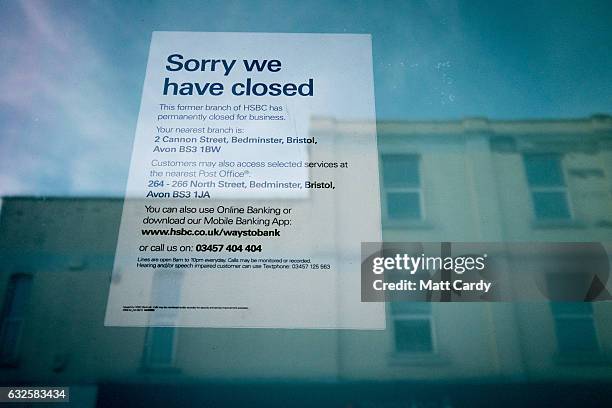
xmin=1 ymin=1 xmax=612 ymax=407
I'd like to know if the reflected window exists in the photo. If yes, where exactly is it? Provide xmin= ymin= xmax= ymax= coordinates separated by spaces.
xmin=143 ymin=327 xmax=177 ymax=368
xmin=523 ymin=153 xmax=571 ymax=220
xmin=0 ymin=274 xmax=32 ymax=365
xmin=390 ymin=302 xmax=433 ymax=353
xmin=381 ymin=154 xmax=422 ymax=221
xmin=142 ymin=270 xmax=182 ymax=369
xmin=550 ymin=303 xmax=599 ymax=354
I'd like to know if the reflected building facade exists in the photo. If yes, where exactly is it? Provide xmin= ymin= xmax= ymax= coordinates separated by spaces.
xmin=1 ymin=115 xmax=612 ymax=407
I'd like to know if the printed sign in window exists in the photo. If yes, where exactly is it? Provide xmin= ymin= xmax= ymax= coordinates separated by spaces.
xmin=104 ymin=32 xmax=384 ymax=329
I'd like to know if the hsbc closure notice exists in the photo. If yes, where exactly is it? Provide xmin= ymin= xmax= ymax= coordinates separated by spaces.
xmin=104 ymin=32 xmax=383 ymax=329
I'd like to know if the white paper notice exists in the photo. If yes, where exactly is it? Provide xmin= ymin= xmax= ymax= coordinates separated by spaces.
xmin=104 ymin=32 xmax=383 ymax=329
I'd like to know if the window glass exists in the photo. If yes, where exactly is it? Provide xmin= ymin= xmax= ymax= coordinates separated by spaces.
xmin=524 ymin=154 xmax=565 ymax=187
xmin=144 ymin=327 xmax=176 ymax=367
xmin=0 ymin=275 xmax=32 ymax=364
xmin=394 ymin=319 xmax=433 ymax=353
xmin=390 ymin=301 xmax=431 ymax=315
xmin=524 ymin=154 xmax=572 ymax=220
xmin=387 ymin=192 xmax=421 ymax=220
xmin=551 ymin=302 xmax=599 ymax=354
xmin=532 ymin=192 xmax=571 ymax=220
xmin=382 ymin=154 xmax=420 ymax=188
xmin=1 ymin=1 xmax=611 ymax=406
xmin=391 ymin=302 xmax=433 ymax=353
xmin=382 ymin=154 xmax=422 ymax=220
